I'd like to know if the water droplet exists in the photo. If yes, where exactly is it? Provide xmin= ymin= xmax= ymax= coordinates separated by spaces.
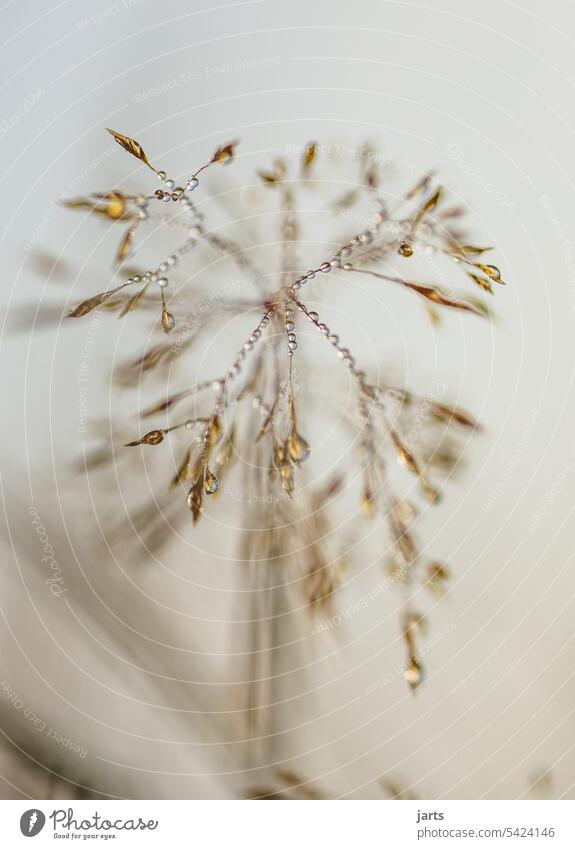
xmin=288 ymin=432 xmax=310 ymax=463
xmin=204 ymin=468 xmax=219 ymax=494
xmin=405 ymin=657 xmax=423 ymax=690
xmin=162 ymin=311 xmax=175 ymax=332
xmin=398 ymin=238 xmax=414 ymax=257
xmin=483 ymin=264 xmax=502 ymax=281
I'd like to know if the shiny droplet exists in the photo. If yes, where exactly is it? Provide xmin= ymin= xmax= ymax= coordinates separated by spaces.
xmin=398 ymin=238 xmax=414 ymax=257
xmin=288 ymin=432 xmax=310 ymax=463
xmin=481 ymin=264 xmax=504 ymax=284
xmin=162 ymin=311 xmax=175 ymax=333
xmin=405 ymin=656 xmax=423 ymax=691
xmin=204 ymin=468 xmax=219 ymax=495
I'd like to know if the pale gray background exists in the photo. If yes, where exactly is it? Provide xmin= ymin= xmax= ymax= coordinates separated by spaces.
xmin=0 ymin=0 xmax=574 ymax=799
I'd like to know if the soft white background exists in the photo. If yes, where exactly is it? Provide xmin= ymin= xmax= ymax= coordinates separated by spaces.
xmin=0 ymin=0 xmax=574 ymax=799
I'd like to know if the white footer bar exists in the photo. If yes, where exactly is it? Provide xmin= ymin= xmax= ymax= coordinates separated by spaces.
xmin=2 ymin=799 xmax=573 ymax=847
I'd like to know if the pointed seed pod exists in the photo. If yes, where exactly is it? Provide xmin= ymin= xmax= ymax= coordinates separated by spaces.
xmin=187 ymin=479 xmax=204 ymax=524
xmin=125 ymin=429 xmax=165 ymax=446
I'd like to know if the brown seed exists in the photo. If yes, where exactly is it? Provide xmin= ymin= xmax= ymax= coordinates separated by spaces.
xmin=125 ymin=429 xmax=165 ymax=446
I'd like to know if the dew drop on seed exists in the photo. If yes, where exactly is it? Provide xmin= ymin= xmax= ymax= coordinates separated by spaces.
xmin=204 ymin=469 xmax=219 ymax=495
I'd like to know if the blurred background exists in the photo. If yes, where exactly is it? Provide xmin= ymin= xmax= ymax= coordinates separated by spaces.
xmin=0 ymin=0 xmax=574 ymax=799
